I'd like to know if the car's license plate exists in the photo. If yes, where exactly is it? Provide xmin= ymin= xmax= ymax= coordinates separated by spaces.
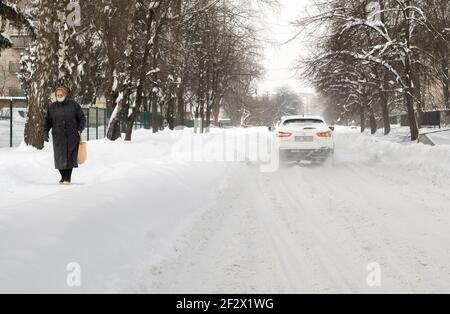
xmin=295 ymin=136 xmax=314 ymax=142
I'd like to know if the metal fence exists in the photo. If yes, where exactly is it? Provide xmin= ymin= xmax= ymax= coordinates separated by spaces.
xmin=0 ymin=97 xmax=27 ymax=149
xmin=81 ymin=107 xmax=169 ymax=141
xmin=0 ymin=97 xmax=193 ymax=148
xmin=390 ymin=110 xmax=450 ymax=128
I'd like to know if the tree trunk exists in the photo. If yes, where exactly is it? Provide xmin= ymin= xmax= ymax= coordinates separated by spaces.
xmin=404 ymin=1 xmax=419 ymax=141
xmin=173 ymin=0 xmax=185 ymax=127
xmin=404 ymin=58 xmax=419 ymax=140
xmin=443 ymin=60 xmax=450 ymax=109
xmin=359 ymin=102 xmax=366 ymax=133
xmin=167 ymin=97 xmax=175 ymax=130
xmin=369 ymin=106 xmax=377 ymax=134
xmin=125 ymin=13 xmax=157 ymax=140
xmin=416 ymin=104 xmax=424 ymax=129
xmin=125 ymin=110 xmax=139 ymax=141
xmin=380 ymin=91 xmax=391 ymax=135
xmin=151 ymin=92 xmax=159 ymax=133
xmin=24 ymin=0 xmax=58 ymax=149
xmin=107 ymin=38 xmax=136 ymax=140
xmin=213 ymin=100 xmax=220 ymax=125
xmin=176 ymin=85 xmax=185 ymax=127
xmin=412 ymin=68 xmax=424 ymax=129
xmin=102 ymin=6 xmax=118 ymax=109
xmin=107 ymin=97 xmax=125 ymax=141
xmin=108 ymin=86 xmax=132 ymax=141
xmin=205 ymin=105 xmax=211 ymax=129
xmin=25 ymin=86 xmax=48 ymax=149
xmin=405 ymin=92 xmax=418 ymax=140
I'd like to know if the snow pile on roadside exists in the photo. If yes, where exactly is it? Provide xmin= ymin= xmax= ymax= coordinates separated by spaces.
xmin=335 ymin=129 xmax=450 ymax=182
xmin=374 ymin=126 xmax=413 ymax=143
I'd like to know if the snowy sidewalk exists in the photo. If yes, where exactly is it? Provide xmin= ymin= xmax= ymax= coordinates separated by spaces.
xmin=0 ymin=129 xmax=237 ymax=293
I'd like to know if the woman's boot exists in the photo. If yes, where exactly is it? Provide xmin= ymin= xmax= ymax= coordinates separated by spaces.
xmin=59 ymin=170 xmax=65 ymax=184
xmin=63 ymin=169 xmax=73 ymax=185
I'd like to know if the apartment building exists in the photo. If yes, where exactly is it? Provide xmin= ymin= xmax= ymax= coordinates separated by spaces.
xmin=0 ymin=21 xmax=30 ymax=109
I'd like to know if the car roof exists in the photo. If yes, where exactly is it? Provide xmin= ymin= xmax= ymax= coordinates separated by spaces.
xmin=281 ymin=115 xmax=325 ymax=121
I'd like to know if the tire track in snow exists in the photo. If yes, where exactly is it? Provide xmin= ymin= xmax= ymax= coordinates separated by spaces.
xmin=135 ymin=164 xmax=288 ymax=293
xmin=255 ymin=167 xmax=372 ymax=293
xmin=328 ymin=163 xmax=450 ymax=293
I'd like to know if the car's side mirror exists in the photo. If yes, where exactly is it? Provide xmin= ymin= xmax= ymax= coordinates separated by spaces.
xmin=329 ymin=126 xmax=335 ymax=132
xmin=268 ymin=126 xmax=272 ymax=132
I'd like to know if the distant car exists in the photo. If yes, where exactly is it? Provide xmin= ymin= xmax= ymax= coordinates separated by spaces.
xmin=275 ymin=115 xmax=335 ymax=163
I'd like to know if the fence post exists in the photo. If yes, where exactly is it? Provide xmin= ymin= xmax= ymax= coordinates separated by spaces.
xmin=9 ymin=99 xmax=13 ymax=148
xmin=96 ymin=107 xmax=99 ymax=140
xmin=86 ymin=108 xmax=90 ymax=141
xmin=104 ymin=108 xmax=107 ymax=137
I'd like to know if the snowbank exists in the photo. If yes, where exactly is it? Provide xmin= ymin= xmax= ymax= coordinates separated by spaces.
xmin=335 ymin=127 xmax=450 ymax=184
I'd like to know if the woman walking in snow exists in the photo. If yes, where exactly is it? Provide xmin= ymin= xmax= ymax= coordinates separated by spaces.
xmin=44 ymin=86 xmax=86 ymax=185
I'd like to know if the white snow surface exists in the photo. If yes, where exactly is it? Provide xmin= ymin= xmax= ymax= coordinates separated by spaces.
xmin=0 ymin=127 xmax=450 ymax=293
xmin=422 ymin=129 xmax=450 ymax=146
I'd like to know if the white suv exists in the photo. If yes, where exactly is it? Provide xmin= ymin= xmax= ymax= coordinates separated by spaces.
xmin=275 ymin=115 xmax=335 ymax=163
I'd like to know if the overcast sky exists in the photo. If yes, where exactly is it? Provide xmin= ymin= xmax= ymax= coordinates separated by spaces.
xmin=257 ymin=0 xmax=314 ymax=95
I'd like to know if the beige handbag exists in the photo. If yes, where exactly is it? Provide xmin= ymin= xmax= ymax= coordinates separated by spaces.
xmin=77 ymin=141 xmax=87 ymax=165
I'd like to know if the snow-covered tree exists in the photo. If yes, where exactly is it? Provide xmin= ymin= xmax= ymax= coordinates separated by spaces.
xmin=2 ymin=0 xmax=273 ymax=145
xmin=0 ymin=0 xmax=35 ymax=51
xmin=296 ymin=0 xmax=449 ymax=140
xmin=22 ymin=0 xmax=64 ymax=149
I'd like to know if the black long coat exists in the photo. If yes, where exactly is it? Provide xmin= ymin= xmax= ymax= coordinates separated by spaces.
xmin=44 ymin=100 xmax=86 ymax=170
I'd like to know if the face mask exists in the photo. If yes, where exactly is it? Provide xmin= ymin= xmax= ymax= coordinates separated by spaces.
xmin=57 ymin=97 xmax=65 ymax=103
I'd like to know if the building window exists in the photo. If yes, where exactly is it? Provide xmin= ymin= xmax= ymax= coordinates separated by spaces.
xmin=9 ymin=87 xmax=25 ymax=97
xmin=9 ymin=62 xmax=21 ymax=74
xmin=10 ymin=35 xmax=31 ymax=49
xmin=9 ymin=25 xmax=28 ymax=35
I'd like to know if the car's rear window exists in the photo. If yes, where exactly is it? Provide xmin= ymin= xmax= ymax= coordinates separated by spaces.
xmin=283 ymin=119 xmax=324 ymax=126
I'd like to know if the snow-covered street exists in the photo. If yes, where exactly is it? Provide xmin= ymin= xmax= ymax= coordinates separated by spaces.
xmin=1 ymin=128 xmax=450 ymax=293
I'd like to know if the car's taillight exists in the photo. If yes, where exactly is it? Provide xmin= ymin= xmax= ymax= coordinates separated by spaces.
xmin=277 ymin=131 xmax=292 ymax=138
xmin=317 ymin=131 xmax=332 ymax=138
